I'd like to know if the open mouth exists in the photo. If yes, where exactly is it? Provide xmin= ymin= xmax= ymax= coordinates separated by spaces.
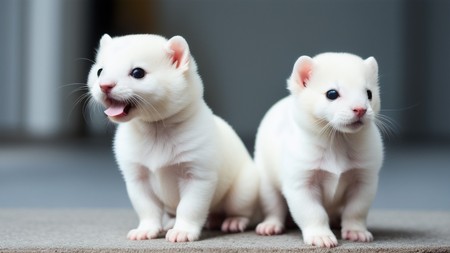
xmin=104 ymin=98 xmax=134 ymax=118
xmin=347 ymin=120 xmax=364 ymax=129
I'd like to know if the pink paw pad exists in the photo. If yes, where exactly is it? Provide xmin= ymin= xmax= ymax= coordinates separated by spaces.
xmin=221 ymin=217 xmax=249 ymax=233
xmin=342 ymin=230 xmax=373 ymax=242
xmin=255 ymin=221 xmax=284 ymax=236
xmin=127 ymin=228 xmax=160 ymax=240
xmin=308 ymin=235 xmax=338 ymax=248
xmin=165 ymin=228 xmax=199 ymax=242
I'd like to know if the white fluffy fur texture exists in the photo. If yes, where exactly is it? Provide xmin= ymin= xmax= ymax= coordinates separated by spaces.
xmin=254 ymin=53 xmax=383 ymax=248
xmin=87 ymin=34 xmax=258 ymax=242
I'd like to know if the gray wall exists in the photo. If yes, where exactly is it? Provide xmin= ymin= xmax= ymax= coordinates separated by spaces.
xmin=423 ymin=0 xmax=450 ymax=138
xmin=0 ymin=0 xmax=90 ymax=138
xmin=0 ymin=0 xmax=23 ymax=133
xmin=1 ymin=0 xmax=449 ymax=143
xmin=154 ymin=0 xmax=406 ymax=140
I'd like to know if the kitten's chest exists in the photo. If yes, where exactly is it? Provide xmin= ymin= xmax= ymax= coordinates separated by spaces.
xmin=318 ymin=143 xmax=359 ymax=174
xmin=121 ymin=122 xmax=186 ymax=172
xmin=312 ymin=141 xmax=371 ymax=208
xmin=138 ymin=132 xmax=181 ymax=171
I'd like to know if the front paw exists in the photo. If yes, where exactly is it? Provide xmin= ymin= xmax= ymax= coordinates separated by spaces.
xmin=342 ymin=229 xmax=373 ymax=242
xmin=165 ymin=228 xmax=200 ymax=242
xmin=304 ymin=234 xmax=338 ymax=248
xmin=127 ymin=227 xmax=161 ymax=240
xmin=221 ymin=217 xmax=249 ymax=232
xmin=303 ymin=229 xmax=338 ymax=248
xmin=255 ymin=220 xmax=284 ymax=235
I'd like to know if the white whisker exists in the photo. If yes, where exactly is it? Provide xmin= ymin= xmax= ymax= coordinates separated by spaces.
xmin=75 ymin=57 xmax=96 ymax=64
xmin=315 ymin=117 xmax=336 ymax=141
xmin=133 ymin=95 xmax=167 ymax=127
xmin=67 ymin=86 xmax=90 ymax=98
xmin=73 ymin=92 xmax=91 ymax=112
xmin=87 ymin=96 xmax=105 ymax=124
xmin=59 ymin=82 xmax=88 ymax=89
xmin=380 ymin=103 xmax=420 ymax=113
xmin=375 ymin=113 xmax=398 ymax=140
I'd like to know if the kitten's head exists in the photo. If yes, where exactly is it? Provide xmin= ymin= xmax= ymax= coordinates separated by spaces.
xmin=287 ymin=52 xmax=380 ymax=134
xmin=87 ymin=34 xmax=202 ymax=123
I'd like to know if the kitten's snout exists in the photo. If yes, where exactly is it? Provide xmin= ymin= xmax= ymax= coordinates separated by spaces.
xmin=100 ymin=83 xmax=116 ymax=94
xmin=353 ymin=107 xmax=367 ymax=118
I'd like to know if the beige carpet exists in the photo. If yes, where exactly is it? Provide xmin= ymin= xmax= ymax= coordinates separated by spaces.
xmin=0 ymin=209 xmax=449 ymax=252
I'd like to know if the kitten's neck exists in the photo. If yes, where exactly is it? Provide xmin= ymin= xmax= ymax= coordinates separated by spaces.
xmin=131 ymin=97 xmax=206 ymax=129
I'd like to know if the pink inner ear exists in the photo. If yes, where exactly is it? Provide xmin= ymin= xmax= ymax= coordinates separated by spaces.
xmin=167 ymin=36 xmax=189 ymax=70
xmin=300 ymin=69 xmax=312 ymax=87
xmin=171 ymin=48 xmax=183 ymax=68
xmin=293 ymin=56 xmax=313 ymax=88
xmin=171 ymin=43 xmax=186 ymax=68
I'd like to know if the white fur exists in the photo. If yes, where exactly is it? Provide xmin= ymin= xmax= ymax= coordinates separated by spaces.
xmin=87 ymin=34 xmax=258 ymax=242
xmin=254 ymin=53 xmax=383 ymax=248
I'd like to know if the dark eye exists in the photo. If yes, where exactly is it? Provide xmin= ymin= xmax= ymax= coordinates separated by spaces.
xmin=97 ymin=68 xmax=103 ymax=77
xmin=326 ymin=89 xmax=340 ymax=100
xmin=130 ymin=67 xmax=146 ymax=79
xmin=367 ymin=89 xmax=373 ymax=100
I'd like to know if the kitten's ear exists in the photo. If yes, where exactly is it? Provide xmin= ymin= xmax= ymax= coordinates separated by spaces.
xmin=100 ymin=34 xmax=112 ymax=47
xmin=365 ymin=56 xmax=379 ymax=82
xmin=166 ymin=36 xmax=190 ymax=71
xmin=288 ymin=56 xmax=314 ymax=92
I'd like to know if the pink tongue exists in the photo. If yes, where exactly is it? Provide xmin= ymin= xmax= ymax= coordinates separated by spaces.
xmin=104 ymin=103 xmax=127 ymax=117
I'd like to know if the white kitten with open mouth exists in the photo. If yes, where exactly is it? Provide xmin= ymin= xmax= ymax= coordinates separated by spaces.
xmin=254 ymin=52 xmax=383 ymax=248
xmin=87 ymin=34 xmax=259 ymax=242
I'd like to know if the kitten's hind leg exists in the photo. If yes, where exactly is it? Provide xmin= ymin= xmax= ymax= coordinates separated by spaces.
xmin=221 ymin=161 xmax=259 ymax=233
xmin=255 ymin=168 xmax=287 ymax=236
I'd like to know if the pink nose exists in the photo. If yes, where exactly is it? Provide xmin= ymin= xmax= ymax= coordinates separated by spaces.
xmin=353 ymin=107 xmax=367 ymax=118
xmin=100 ymin=83 xmax=115 ymax=94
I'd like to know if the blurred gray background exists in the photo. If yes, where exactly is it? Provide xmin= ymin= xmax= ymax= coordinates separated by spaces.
xmin=1 ymin=0 xmax=449 ymax=210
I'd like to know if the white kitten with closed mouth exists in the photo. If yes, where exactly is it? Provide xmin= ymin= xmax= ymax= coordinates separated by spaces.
xmin=254 ymin=53 xmax=383 ymax=248
xmin=87 ymin=34 xmax=259 ymax=242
